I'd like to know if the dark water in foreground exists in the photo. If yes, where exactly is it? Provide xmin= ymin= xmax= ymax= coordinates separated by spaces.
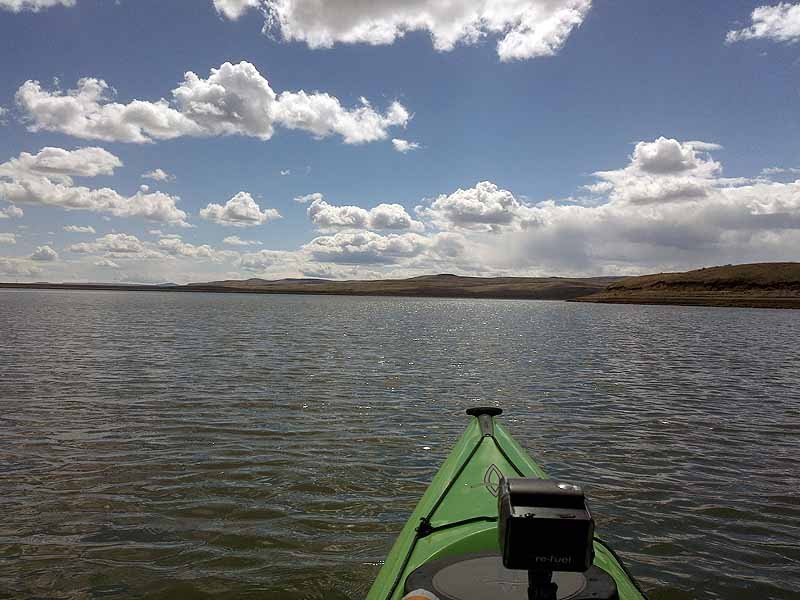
xmin=1 ymin=290 xmax=798 ymax=600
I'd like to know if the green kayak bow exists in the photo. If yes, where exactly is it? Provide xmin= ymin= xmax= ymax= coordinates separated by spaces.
xmin=366 ymin=408 xmax=647 ymax=600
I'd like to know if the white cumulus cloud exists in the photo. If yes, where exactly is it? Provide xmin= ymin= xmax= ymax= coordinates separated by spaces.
xmin=726 ymin=2 xmax=800 ymax=44
xmin=274 ymin=91 xmax=409 ymax=144
xmin=416 ymin=181 xmax=540 ymax=232
xmin=589 ymin=137 xmax=723 ymax=205
xmin=200 ymin=191 xmax=281 ymax=227
xmin=392 ymin=138 xmax=420 ymax=153
xmin=239 ymin=249 xmax=297 ymax=271
xmin=294 ymin=192 xmax=323 ymax=204
xmin=0 ymin=0 xmax=74 ymax=12
xmin=224 ymin=235 xmax=263 ymax=246
xmin=0 ymin=233 xmax=17 ymax=245
xmin=63 ymin=225 xmax=96 ymax=233
xmin=94 ymin=258 xmax=120 ymax=268
xmin=0 ymin=176 xmax=189 ymax=226
xmin=69 ymin=233 xmax=148 ymax=255
xmin=16 ymin=61 xmax=410 ymax=145
xmin=157 ymin=237 xmax=216 ymax=259
xmin=16 ymin=78 xmax=199 ymax=143
xmin=0 ymin=146 xmax=122 ymax=183
xmin=67 ymin=232 xmax=234 ymax=266
xmin=629 ymin=137 xmax=716 ymax=174
xmin=303 ymin=230 xmax=433 ymax=264
xmin=31 ymin=245 xmax=58 ymax=261
xmin=0 ymin=147 xmax=188 ymax=226
xmin=224 ymin=0 xmax=591 ymax=62
xmin=142 ymin=168 xmax=175 ymax=182
xmin=306 ymin=194 xmax=424 ymax=232
xmin=213 ymin=0 xmax=260 ymax=19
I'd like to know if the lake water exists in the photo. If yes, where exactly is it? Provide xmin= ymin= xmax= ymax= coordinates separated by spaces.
xmin=1 ymin=290 xmax=798 ymax=599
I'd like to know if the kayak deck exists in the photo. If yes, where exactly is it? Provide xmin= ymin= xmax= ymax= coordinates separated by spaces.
xmin=366 ymin=411 xmax=647 ymax=600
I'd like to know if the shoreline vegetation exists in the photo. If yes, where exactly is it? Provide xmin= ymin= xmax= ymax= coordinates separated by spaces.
xmin=1 ymin=263 xmax=798 ymax=308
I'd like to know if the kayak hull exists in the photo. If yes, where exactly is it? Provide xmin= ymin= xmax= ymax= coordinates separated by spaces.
xmin=366 ymin=412 xmax=646 ymax=600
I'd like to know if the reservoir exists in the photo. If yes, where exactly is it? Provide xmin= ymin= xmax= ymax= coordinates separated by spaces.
xmin=1 ymin=290 xmax=798 ymax=599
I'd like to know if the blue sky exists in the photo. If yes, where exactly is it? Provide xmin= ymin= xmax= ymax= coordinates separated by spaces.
xmin=0 ymin=0 xmax=799 ymax=283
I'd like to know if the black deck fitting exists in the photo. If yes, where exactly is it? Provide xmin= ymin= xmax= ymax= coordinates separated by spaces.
xmin=466 ymin=407 xmax=503 ymax=417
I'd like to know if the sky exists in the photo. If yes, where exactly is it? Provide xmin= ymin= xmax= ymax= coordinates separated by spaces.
xmin=0 ymin=0 xmax=799 ymax=283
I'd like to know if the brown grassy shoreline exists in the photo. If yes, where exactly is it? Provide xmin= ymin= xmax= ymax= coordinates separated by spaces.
xmin=573 ymin=293 xmax=800 ymax=309
xmin=574 ymin=263 xmax=800 ymax=309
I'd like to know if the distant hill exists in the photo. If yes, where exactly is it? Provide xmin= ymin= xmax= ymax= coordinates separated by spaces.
xmin=188 ymin=274 xmax=624 ymax=300
xmin=8 ymin=265 xmax=798 ymax=307
xmin=0 ymin=274 xmax=623 ymax=301
xmin=575 ymin=263 xmax=800 ymax=308
xmin=189 ymin=277 xmax=330 ymax=287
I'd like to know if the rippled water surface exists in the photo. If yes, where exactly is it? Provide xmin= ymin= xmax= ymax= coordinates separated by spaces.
xmin=1 ymin=290 xmax=799 ymax=599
